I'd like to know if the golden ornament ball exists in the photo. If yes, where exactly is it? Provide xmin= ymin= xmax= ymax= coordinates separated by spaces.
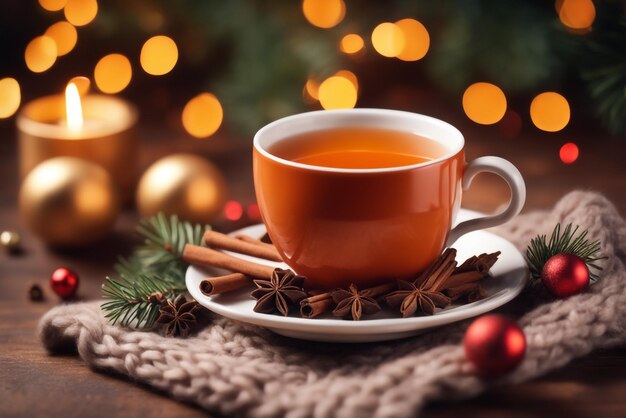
xmin=19 ymin=157 xmax=120 ymax=247
xmin=136 ymin=153 xmax=227 ymax=224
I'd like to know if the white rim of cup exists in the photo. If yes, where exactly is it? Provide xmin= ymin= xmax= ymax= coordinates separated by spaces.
xmin=253 ymin=108 xmax=465 ymax=174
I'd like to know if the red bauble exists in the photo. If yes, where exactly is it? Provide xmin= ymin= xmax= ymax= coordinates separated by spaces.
xmin=464 ymin=314 xmax=526 ymax=377
xmin=50 ymin=267 xmax=79 ymax=299
xmin=541 ymin=253 xmax=589 ymax=298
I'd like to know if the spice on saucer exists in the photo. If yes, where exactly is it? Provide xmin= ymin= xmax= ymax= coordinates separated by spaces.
xmin=331 ymin=284 xmax=382 ymax=321
xmin=183 ymin=244 xmax=275 ymax=278
xmin=300 ymin=292 xmax=335 ymax=318
xmin=251 ymin=268 xmax=307 ymax=316
xmin=385 ymin=280 xmax=451 ymax=316
xmin=200 ymin=273 xmax=252 ymax=296
xmin=203 ymin=230 xmax=282 ymax=261
xmin=186 ymin=228 xmax=502 ymax=320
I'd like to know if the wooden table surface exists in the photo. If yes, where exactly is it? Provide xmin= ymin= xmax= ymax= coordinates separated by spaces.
xmin=1 ymin=101 xmax=625 ymax=418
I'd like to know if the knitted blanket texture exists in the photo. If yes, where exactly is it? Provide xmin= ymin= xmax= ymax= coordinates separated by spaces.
xmin=38 ymin=191 xmax=626 ymax=418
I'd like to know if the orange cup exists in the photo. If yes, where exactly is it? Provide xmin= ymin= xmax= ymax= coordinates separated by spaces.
xmin=253 ymin=109 xmax=525 ymax=289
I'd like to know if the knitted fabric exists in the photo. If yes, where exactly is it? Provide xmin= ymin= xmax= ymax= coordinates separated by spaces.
xmin=38 ymin=191 xmax=626 ymax=418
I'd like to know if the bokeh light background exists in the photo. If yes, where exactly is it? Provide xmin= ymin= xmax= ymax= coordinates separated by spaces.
xmin=1 ymin=0 xmax=625 ymax=221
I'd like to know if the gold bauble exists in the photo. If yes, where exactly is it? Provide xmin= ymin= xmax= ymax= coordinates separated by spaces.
xmin=136 ymin=154 xmax=227 ymax=224
xmin=19 ymin=157 xmax=120 ymax=247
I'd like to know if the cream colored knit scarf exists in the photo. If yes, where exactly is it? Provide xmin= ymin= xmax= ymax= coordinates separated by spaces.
xmin=39 ymin=191 xmax=626 ymax=418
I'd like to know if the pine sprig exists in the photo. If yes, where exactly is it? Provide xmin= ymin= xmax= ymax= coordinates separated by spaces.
xmin=118 ymin=212 xmax=208 ymax=277
xmin=101 ymin=274 xmax=186 ymax=328
xmin=101 ymin=213 xmax=209 ymax=329
xmin=526 ymin=223 xmax=606 ymax=282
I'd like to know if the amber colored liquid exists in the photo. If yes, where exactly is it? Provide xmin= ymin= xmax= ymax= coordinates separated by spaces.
xmin=268 ymin=127 xmax=446 ymax=169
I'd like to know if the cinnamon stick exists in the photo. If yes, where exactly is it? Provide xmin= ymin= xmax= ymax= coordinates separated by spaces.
xmin=300 ymin=292 xmax=334 ymax=318
xmin=299 ymin=282 xmax=396 ymax=319
xmin=417 ymin=248 xmax=458 ymax=291
xmin=445 ymin=282 xmax=480 ymax=301
xmin=415 ymin=250 xmax=448 ymax=286
xmin=362 ymin=282 xmax=397 ymax=298
xmin=200 ymin=273 xmax=252 ymax=296
xmin=235 ymin=234 xmax=278 ymax=251
xmin=441 ymin=270 xmax=485 ymax=289
xmin=203 ymin=230 xmax=282 ymax=262
xmin=445 ymin=283 xmax=487 ymax=303
xmin=455 ymin=255 xmax=479 ymax=273
xmin=479 ymin=251 xmax=500 ymax=271
xmin=183 ymin=244 xmax=275 ymax=279
xmin=455 ymin=251 xmax=501 ymax=274
xmin=467 ymin=286 xmax=487 ymax=303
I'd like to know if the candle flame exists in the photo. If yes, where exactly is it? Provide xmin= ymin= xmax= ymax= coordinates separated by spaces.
xmin=65 ymin=81 xmax=83 ymax=132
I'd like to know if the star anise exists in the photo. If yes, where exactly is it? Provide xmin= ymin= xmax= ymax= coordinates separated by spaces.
xmin=385 ymin=280 xmax=451 ymax=317
xmin=156 ymin=295 xmax=204 ymax=337
xmin=331 ymin=284 xmax=381 ymax=320
xmin=251 ymin=269 xmax=307 ymax=316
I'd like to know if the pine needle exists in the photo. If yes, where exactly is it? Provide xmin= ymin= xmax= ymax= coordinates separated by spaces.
xmin=101 ymin=274 xmax=185 ymax=328
xmin=101 ymin=213 xmax=209 ymax=328
xmin=526 ymin=223 xmax=606 ymax=282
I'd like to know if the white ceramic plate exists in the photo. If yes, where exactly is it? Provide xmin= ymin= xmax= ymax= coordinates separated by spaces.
xmin=186 ymin=209 xmax=528 ymax=343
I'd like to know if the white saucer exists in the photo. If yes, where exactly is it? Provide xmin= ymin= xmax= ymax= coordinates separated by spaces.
xmin=186 ymin=209 xmax=528 ymax=343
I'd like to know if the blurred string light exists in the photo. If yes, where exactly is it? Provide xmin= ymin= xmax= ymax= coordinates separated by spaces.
xmin=182 ymin=93 xmax=223 ymax=138
xmin=304 ymin=78 xmax=320 ymax=101
xmin=557 ymin=0 xmax=595 ymax=30
xmin=371 ymin=22 xmax=405 ymax=58
xmin=247 ymin=203 xmax=261 ymax=221
xmin=305 ymin=72 xmax=358 ymax=105
xmin=69 ymin=76 xmax=90 ymax=96
xmin=25 ymin=36 xmax=57 ymax=73
xmin=224 ymin=200 xmax=243 ymax=221
xmin=530 ymin=92 xmax=570 ymax=132
xmin=45 ymin=21 xmax=77 ymax=56
xmin=302 ymin=0 xmax=346 ymax=29
xmin=39 ymin=0 xmax=67 ymax=12
xmin=395 ymin=18 xmax=430 ymax=61
xmin=140 ymin=35 xmax=178 ymax=76
xmin=319 ymin=75 xmax=357 ymax=109
xmin=0 ymin=78 xmax=21 ymax=119
xmin=559 ymin=142 xmax=579 ymax=164
xmin=334 ymin=70 xmax=358 ymax=92
xmin=64 ymin=0 xmax=98 ymax=27
xmin=462 ymin=82 xmax=507 ymax=125
xmin=339 ymin=34 xmax=364 ymax=54
xmin=94 ymin=54 xmax=132 ymax=94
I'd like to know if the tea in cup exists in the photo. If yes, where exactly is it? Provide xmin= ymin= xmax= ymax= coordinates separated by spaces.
xmin=253 ymin=109 xmax=525 ymax=289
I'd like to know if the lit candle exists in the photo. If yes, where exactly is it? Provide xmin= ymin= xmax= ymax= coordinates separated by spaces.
xmin=65 ymin=82 xmax=83 ymax=133
xmin=17 ymin=82 xmax=138 ymax=201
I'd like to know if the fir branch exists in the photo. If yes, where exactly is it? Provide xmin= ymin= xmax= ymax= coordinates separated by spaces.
xmin=124 ymin=212 xmax=208 ymax=278
xmin=526 ymin=223 xmax=606 ymax=282
xmin=101 ymin=213 xmax=209 ymax=329
xmin=101 ymin=274 xmax=186 ymax=328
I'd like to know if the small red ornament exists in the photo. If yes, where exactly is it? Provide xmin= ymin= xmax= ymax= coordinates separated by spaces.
xmin=541 ymin=253 xmax=589 ymax=298
xmin=50 ymin=267 xmax=79 ymax=300
xmin=464 ymin=314 xmax=526 ymax=377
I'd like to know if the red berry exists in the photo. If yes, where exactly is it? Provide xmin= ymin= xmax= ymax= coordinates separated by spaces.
xmin=464 ymin=314 xmax=526 ymax=377
xmin=50 ymin=267 xmax=79 ymax=300
xmin=541 ymin=253 xmax=589 ymax=298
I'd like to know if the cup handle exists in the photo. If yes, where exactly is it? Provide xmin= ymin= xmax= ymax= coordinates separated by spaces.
xmin=446 ymin=156 xmax=526 ymax=246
